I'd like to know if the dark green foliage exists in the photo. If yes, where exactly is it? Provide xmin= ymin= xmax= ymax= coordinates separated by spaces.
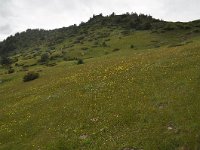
xmin=102 ymin=42 xmax=107 ymax=47
xmin=8 ymin=68 xmax=14 ymax=74
xmin=139 ymin=22 xmax=152 ymax=30
xmin=0 ymin=56 xmax=12 ymax=66
xmin=23 ymin=72 xmax=39 ymax=82
xmin=163 ymin=23 xmax=176 ymax=31
xmin=49 ymin=46 xmax=55 ymax=50
xmin=40 ymin=53 xmax=49 ymax=63
xmin=193 ymin=29 xmax=200 ymax=33
xmin=129 ymin=20 xmax=139 ymax=28
xmin=0 ymin=36 xmax=17 ymax=54
xmin=34 ymin=47 xmax=41 ymax=51
xmin=76 ymin=36 xmax=84 ymax=41
xmin=77 ymin=59 xmax=84 ymax=65
xmin=130 ymin=45 xmax=134 ymax=48
xmin=0 ymin=26 xmax=78 ymax=55
xmin=113 ymin=48 xmax=120 ymax=52
xmin=11 ymin=57 xmax=18 ymax=64
xmin=73 ymin=40 xmax=81 ymax=44
xmin=93 ymin=41 xmax=99 ymax=45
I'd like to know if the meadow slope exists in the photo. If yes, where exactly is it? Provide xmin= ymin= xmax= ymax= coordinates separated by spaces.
xmin=0 ymin=36 xmax=200 ymax=150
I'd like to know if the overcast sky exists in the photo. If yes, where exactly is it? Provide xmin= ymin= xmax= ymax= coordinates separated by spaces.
xmin=0 ymin=0 xmax=200 ymax=41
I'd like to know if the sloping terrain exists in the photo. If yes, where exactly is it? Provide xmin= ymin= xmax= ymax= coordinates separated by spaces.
xmin=0 ymin=13 xmax=200 ymax=150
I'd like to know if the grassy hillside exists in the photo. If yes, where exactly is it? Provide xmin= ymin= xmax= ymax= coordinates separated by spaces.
xmin=0 ymin=13 xmax=200 ymax=150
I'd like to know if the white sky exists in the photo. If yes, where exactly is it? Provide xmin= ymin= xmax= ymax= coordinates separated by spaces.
xmin=0 ymin=0 xmax=200 ymax=41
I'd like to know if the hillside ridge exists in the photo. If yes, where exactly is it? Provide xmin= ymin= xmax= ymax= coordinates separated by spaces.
xmin=1 ymin=12 xmax=200 ymax=56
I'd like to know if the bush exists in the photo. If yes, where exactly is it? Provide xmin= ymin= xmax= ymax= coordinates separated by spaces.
xmin=40 ymin=53 xmax=49 ymax=63
xmin=0 ymin=56 xmax=12 ymax=66
xmin=102 ymin=42 xmax=107 ymax=47
xmin=163 ymin=24 xmax=176 ymax=31
xmin=137 ymin=22 xmax=152 ymax=30
xmin=23 ymin=72 xmax=39 ymax=82
xmin=77 ymin=59 xmax=84 ymax=65
xmin=76 ymin=36 xmax=84 ymax=41
xmin=130 ymin=45 xmax=134 ymax=48
xmin=113 ymin=48 xmax=120 ymax=52
xmin=8 ymin=68 xmax=15 ymax=74
xmin=193 ymin=29 xmax=200 ymax=33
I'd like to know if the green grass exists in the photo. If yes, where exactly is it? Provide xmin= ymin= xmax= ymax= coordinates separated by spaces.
xmin=0 ymin=30 xmax=200 ymax=150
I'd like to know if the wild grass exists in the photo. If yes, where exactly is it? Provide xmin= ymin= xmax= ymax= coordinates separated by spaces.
xmin=0 ymin=34 xmax=200 ymax=149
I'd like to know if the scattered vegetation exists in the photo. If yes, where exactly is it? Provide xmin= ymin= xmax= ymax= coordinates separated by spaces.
xmin=0 ymin=12 xmax=200 ymax=150
xmin=23 ymin=71 xmax=39 ymax=82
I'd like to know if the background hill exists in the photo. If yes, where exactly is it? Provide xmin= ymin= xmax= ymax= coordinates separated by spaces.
xmin=0 ymin=13 xmax=200 ymax=150
xmin=0 ymin=13 xmax=200 ymax=60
